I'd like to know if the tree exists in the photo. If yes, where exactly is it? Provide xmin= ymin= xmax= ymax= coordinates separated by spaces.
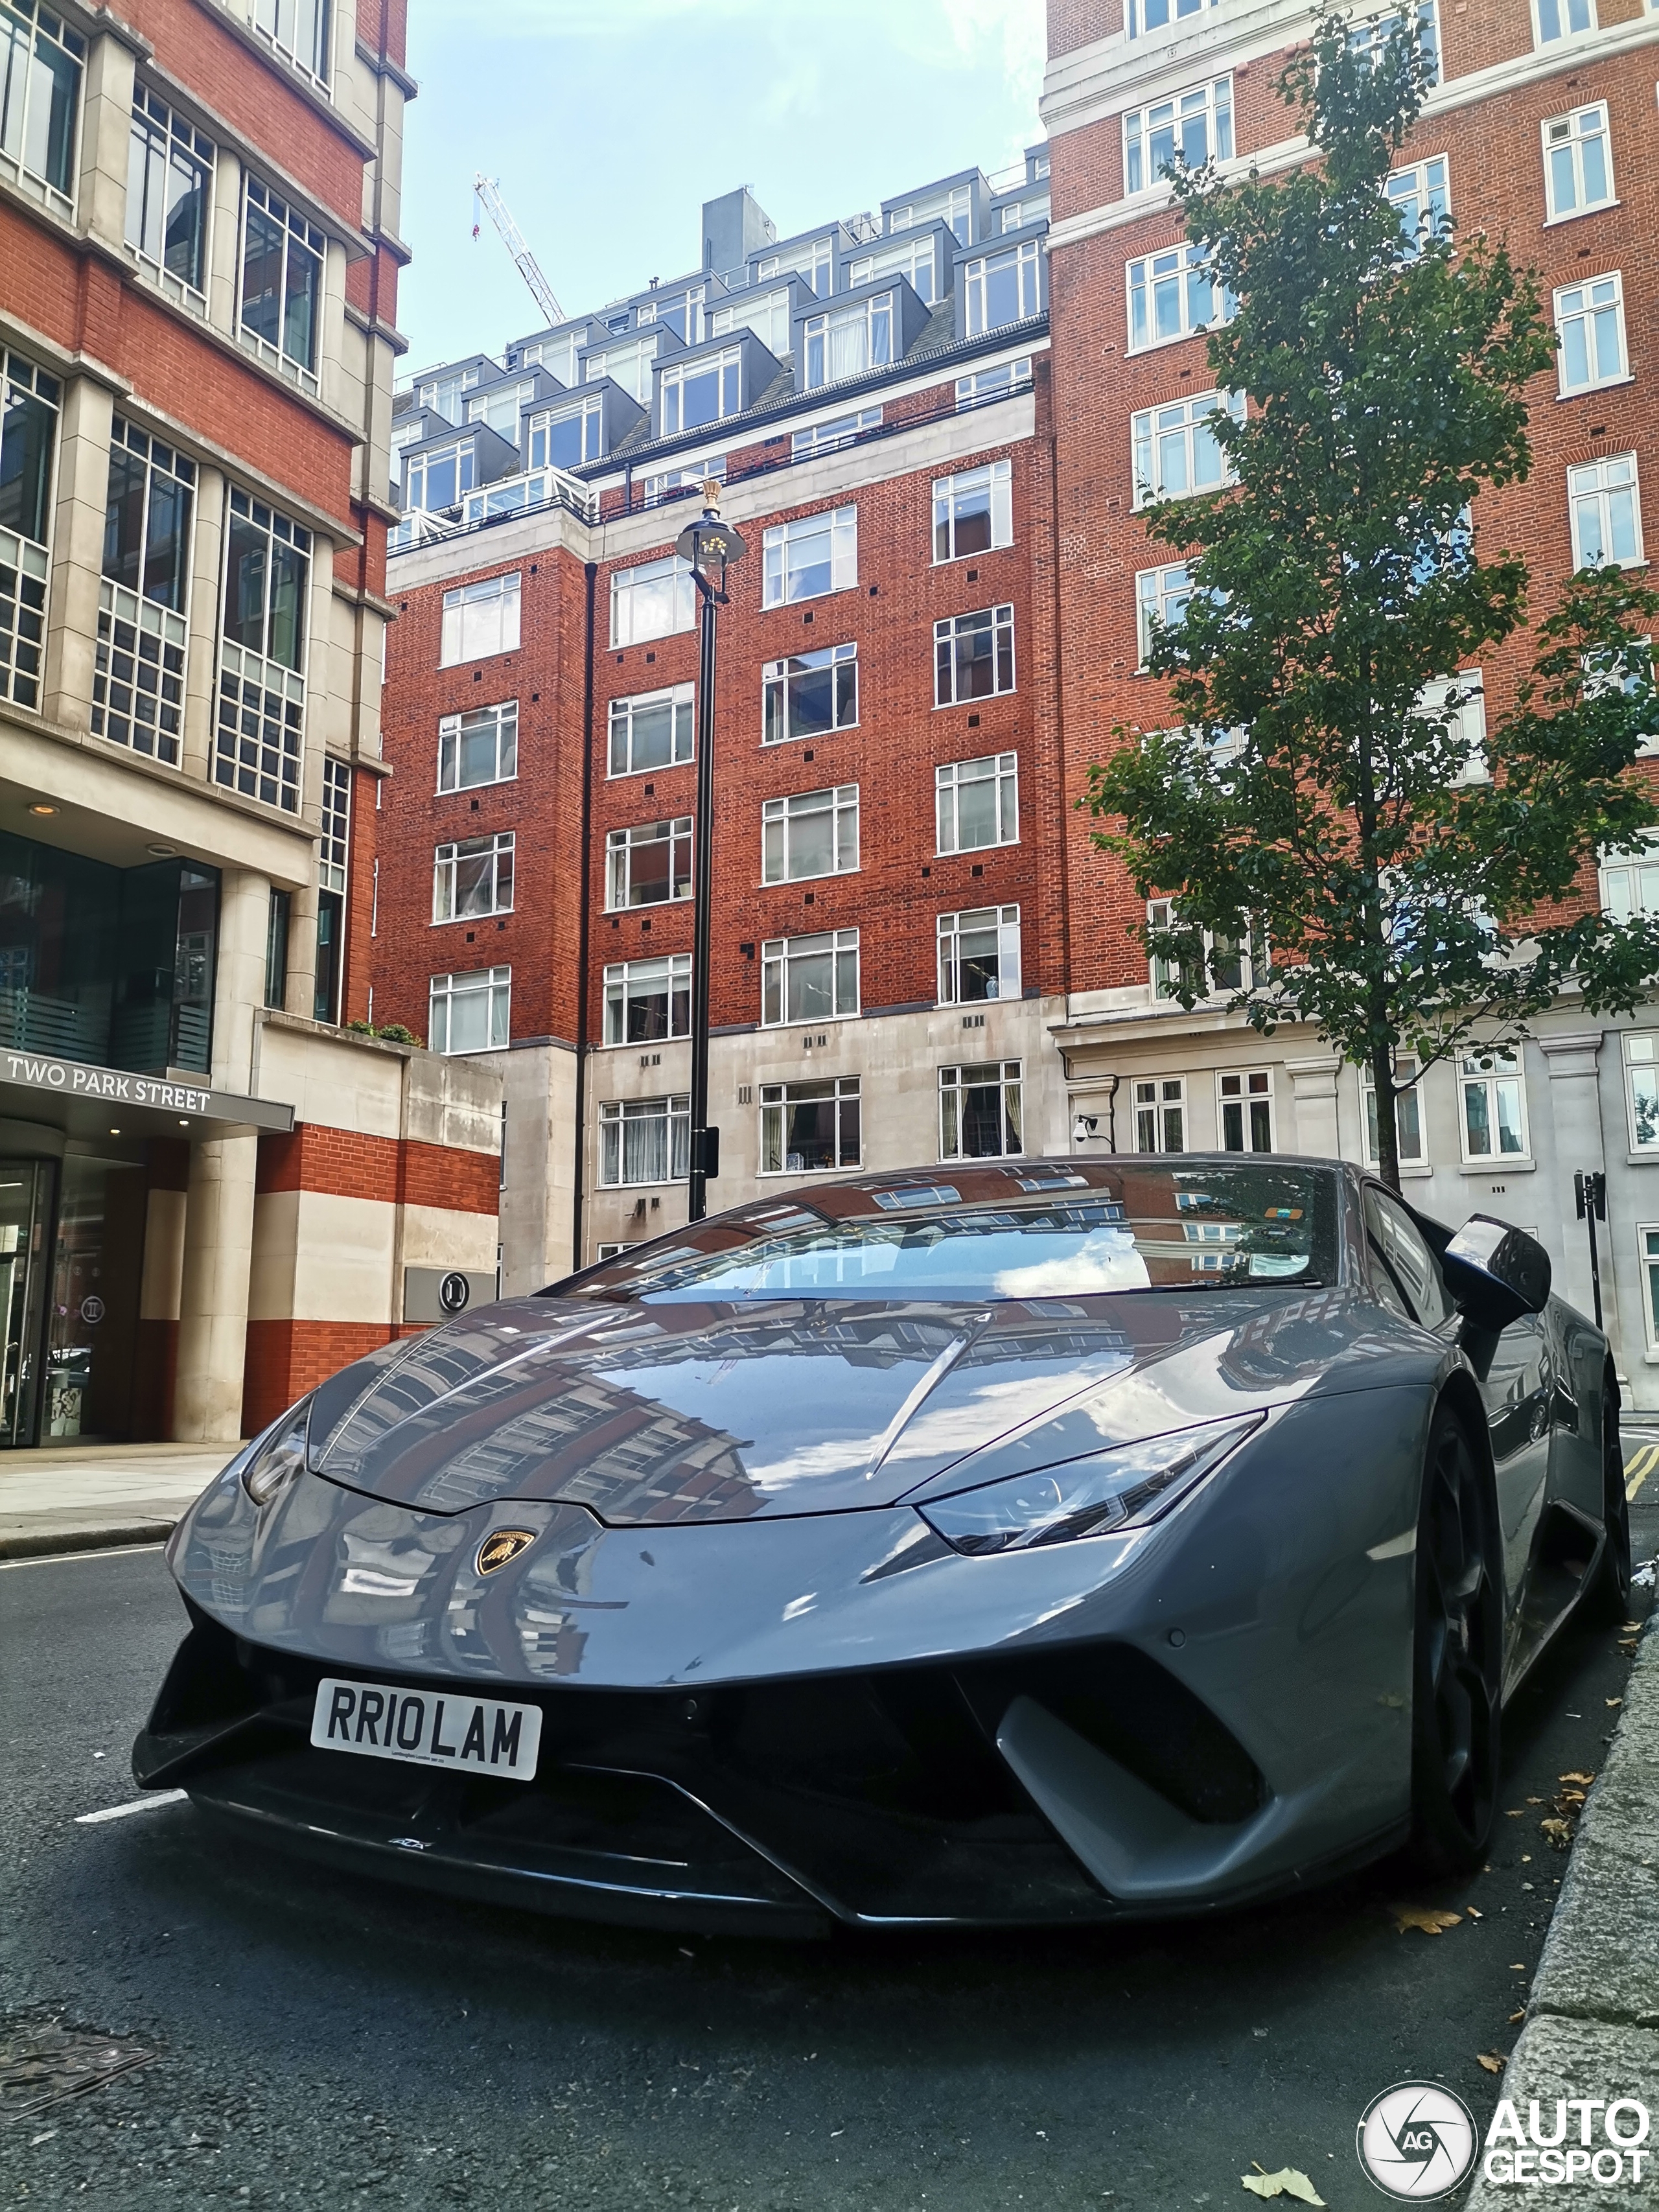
xmin=1084 ymin=9 xmax=1659 ymax=1189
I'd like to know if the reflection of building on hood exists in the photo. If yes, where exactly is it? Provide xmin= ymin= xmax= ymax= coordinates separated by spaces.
xmin=1216 ymin=1289 xmax=1358 ymax=1390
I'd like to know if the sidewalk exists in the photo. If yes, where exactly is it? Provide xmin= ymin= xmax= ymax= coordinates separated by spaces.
xmin=0 ymin=1441 xmax=237 ymax=1560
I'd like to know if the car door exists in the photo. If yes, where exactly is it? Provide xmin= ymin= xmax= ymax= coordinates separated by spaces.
xmin=1362 ymin=1185 xmax=1549 ymax=1613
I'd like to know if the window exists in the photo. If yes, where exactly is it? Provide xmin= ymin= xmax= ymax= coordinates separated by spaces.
xmin=240 ymin=0 xmax=331 ymax=84
xmin=610 ymin=555 xmax=695 ymax=646
xmin=434 ymin=832 xmax=514 ymax=923
xmin=465 ymin=378 xmax=536 ymax=439
xmin=1415 ymin=670 xmax=1488 ymax=784
xmin=216 ymin=487 xmax=309 ymax=811
xmin=710 ymin=287 xmax=791 ymax=355
xmin=1570 ymin=454 xmax=1643 ymax=570
xmin=515 ymin=332 xmax=579 ymax=386
xmin=1349 ymin=3 xmax=1439 ymax=80
xmin=404 ymin=442 xmax=476 ymax=514
xmin=1124 ymin=78 xmax=1233 ymax=194
xmin=1146 ymin=897 xmax=1264 ymax=999
xmin=1603 ymin=843 xmax=1659 ymax=922
xmin=93 ymin=418 xmax=194 ymax=765
xmin=441 ymin=572 xmax=520 ymax=666
xmin=604 ymin=955 xmax=691 ymax=1045
xmin=802 ymin=294 xmax=894 ymax=390
xmin=957 ymin=361 xmax=1032 ymax=415
xmin=936 ymin=753 xmax=1018 ymax=855
xmin=935 ymin=607 xmax=1016 ymax=709
xmin=1535 ymin=0 xmax=1594 ymax=40
xmin=998 ymin=195 xmax=1050 ymax=234
xmin=1625 ymin=1032 xmax=1659 ymax=1152
xmin=762 ymin=507 xmax=857 ymax=607
xmin=847 ymin=237 xmax=937 ymax=303
xmin=757 ymin=237 xmax=833 ymax=294
xmin=1640 ymin=1227 xmax=1659 ymax=1353
xmin=1556 ymin=274 xmax=1627 ymax=395
xmin=762 ymin=785 xmax=859 ymax=883
xmin=1137 ymin=563 xmax=1194 ymax=662
xmin=264 ymin=887 xmax=290 ymax=1010
xmin=240 ymin=178 xmax=325 ymax=386
xmin=1218 ymin=1070 xmax=1273 ymax=1152
xmin=438 ymin=700 xmax=517 ymax=792
xmin=126 ymin=88 xmax=211 ymax=300
xmin=1544 ymin=104 xmax=1613 ymax=220
xmin=1134 ymin=1078 xmax=1186 ymax=1152
xmin=609 ymin=683 xmax=693 ymax=776
xmin=660 ymin=347 xmax=741 ymax=436
xmin=642 ymin=286 xmax=706 ymax=346
xmin=761 ymin=1077 xmax=861 ymax=1174
xmin=430 ymin=966 xmax=510 ymax=1055
xmin=1363 ymin=1058 xmax=1428 ymax=1167
xmin=1128 ymin=243 xmax=1233 ymax=350
xmin=1364 ymin=1187 xmax=1454 ymax=1324
xmin=600 ymin=1095 xmax=689 ymax=1187
xmin=1131 ymin=391 xmax=1242 ymax=506
xmin=606 ymin=818 xmax=691 ymax=909
xmin=642 ymin=456 xmax=725 ymax=509
xmin=0 ymin=351 xmax=57 ymax=711
xmin=313 ymin=754 xmax=349 ymax=1023
xmin=1460 ymin=1046 xmax=1528 ymax=1159
xmin=934 ymin=461 xmax=1013 ymax=563
xmin=1128 ymin=0 xmax=1219 ymax=33
xmin=761 ymin=930 xmax=859 ymax=1025
xmin=940 ymin=1061 xmax=1023 ymax=1160
xmin=890 ymin=185 xmax=972 ymax=244
xmin=938 ymin=905 xmax=1021 ymax=1003
xmin=964 ymin=244 xmax=1041 ymax=337
xmin=415 ymin=364 xmax=482 ymax=425
xmin=791 ymin=408 xmax=881 ymax=459
xmin=763 ymin=643 xmax=857 ymax=744
xmin=584 ymin=337 xmax=656 ymax=404
xmin=1386 ymin=154 xmax=1449 ymax=253
xmin=0 ymin=0 xmax=82 ymax=212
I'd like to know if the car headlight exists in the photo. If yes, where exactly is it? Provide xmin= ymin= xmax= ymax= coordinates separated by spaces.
xmin=917 ymin=1413 xmax=1265 ymax=1556
xmin=241 ymin=1397 xmax=313 ymax=1509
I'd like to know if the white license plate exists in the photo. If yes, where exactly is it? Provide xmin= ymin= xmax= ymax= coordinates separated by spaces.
xmin=310 ymin=1679 xmax=542 ymax=1781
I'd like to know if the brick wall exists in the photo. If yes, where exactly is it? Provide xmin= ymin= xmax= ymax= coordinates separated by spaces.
xmin=255 ymin=1124 xmax=500 ymax=1212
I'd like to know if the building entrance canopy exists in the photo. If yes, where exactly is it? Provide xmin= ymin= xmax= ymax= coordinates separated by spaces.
xmin=0 ymin=1049 xmax=294 ymax=1141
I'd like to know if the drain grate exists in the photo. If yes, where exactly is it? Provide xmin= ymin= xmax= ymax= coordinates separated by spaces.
xmin=0 ymin=2016 xmax=159 ymax=2125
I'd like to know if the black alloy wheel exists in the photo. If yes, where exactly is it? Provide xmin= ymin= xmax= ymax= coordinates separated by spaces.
xmin=1586 ymin=1386 xmax=1633 ymax=1625
xmin=1409 ymin=1405 xmax=1503 ymax=1875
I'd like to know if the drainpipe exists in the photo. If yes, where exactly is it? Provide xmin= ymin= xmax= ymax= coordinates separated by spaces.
xmin=571 ymin=559 xmax=597 ymax=1272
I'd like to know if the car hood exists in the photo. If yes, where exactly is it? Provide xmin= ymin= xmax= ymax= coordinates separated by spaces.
xmin=303 ymin=1286 xmax=1430 ymax=1527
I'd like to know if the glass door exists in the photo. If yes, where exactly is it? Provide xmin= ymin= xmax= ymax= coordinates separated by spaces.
xmin=0 ymin=1161 xmax=52 ymax=1449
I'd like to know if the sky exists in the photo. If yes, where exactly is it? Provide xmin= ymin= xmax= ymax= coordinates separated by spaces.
xmin=397 ymin=0 xmax=1050 ymax=378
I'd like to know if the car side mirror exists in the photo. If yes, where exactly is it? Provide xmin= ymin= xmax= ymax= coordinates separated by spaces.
xmin=1443 ymin=1215 xmax=1551 ymax=1332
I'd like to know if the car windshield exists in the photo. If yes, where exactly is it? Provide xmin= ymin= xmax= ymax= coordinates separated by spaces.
xmin=561 ymin=1161 xmax=1339 ymax=1304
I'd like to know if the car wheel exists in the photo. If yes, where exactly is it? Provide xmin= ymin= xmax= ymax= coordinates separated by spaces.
xmin=1409 ymin=1405 xmax=1502 ymax=1876
xmin=1584 ymin=1388 xmax=1633 ymax=1626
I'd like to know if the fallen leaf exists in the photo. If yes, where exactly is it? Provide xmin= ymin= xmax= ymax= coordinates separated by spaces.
xmin=1478 ymin=2052 xmax=1508 ymax=2075
xmin=1560 ymin=1772 xmax=1595 ymax=1786
xmin=1509 ymin=2010 xmax=1526 ymax=2023
xmin=1242 ymin=2171 xmax=1326 ymax=2205
xmin=1526 ymin=1796 xmax=1544 ymax=1805
xmin=1505 ymin=1808 xmax=1526 ymax=1818
xmin=1541 ymin=1820 xmax=1572 ymax=1850
xmin=1608 ymin=1699 xmax=1623 ymax=1708
xmin=1391 ymin=1904 xmax=1462 ymax=1936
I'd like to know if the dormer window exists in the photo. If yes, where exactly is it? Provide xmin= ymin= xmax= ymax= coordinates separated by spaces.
xmin=417 ymin=364 xmax=483 ymax=423
xmin=802 ymin=294 xmax=893 ymax=390
xmin=526 ymin=397 xmax=602 ymax=470
xmin=405 ymin=442 xmax=476 ymax=513
xmin=660 ymin=347 xmax=741 ymax=435
xmin=584 ymin=336 xmax=656 ymax=404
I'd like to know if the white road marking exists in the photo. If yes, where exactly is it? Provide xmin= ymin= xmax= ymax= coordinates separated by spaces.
xmin=75 ymin=1791 xmax=187 ymax=1825
xmin=0 ymin=1543 xmax=167 ymax=1571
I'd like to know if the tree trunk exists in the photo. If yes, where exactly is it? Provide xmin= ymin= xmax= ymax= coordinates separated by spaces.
xmin=1372 ymin=1038 xmax=1402 ymax=1191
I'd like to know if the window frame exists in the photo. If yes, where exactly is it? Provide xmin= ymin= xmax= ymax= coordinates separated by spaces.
xmin=526 ymin=397 xmax=603 ymax=472
xmin=1362 ymin=1056 xmax=1429 ymax=1169
xmin=1622 ymin=1030 xmax=1659 ymax=1155
xmin=759 ymin=1075 xmax=863 ymax=1176
xmin=1126 ymin=242 xmax=1233 ymax=353
xmin=761 ymin=506 xmax=858 ymax=609
xmin=1133 ymin=1076 xmax=1187 ymax=1154
xmin=428 ymin=964 xmax=511 ymax=1056
xmin=1532 ymin=0 xmax=1595 ymax=43
xmin=1146 ymin=896 xmax=1264 ymax=1001
xmin=1555 ymin=270 xmax=1628 ymax=397
xmin=1122 ymin=76 xmax=1234 ymax=195
xmin=0 ymin=0 xmax=83 ymax=214
xmin=1458 ymin=1045 xmax=1531 ymax=1163
xmin=1130 ymin=390 xmax=1243 ymax=508
xmin=215 ymin=484 xmax=309 ymax=812
xmin=432 ymin=830 xmax=515 ymax=925
xmin=802 ymin=293 xmax=894 ymax=391
xmin=607 ymin=682 xmax=695 ymax=778
xmin=610 ymin=554 xmax=696 ymax=647
xmin=1136 ymin=562 xmax=1193 ymax=664
xmin=605 ymin=817 xmax=693 ymax=911
xmin=1638 ymin=1224 xmax=1659 ymax=1355
xmin=1542 ymin=102 xmax=1614 ymax=223
xmin=437 ymin=700 xmax=518 ymax=793
xmin=238 ymin=174 xmax=326 ymax=390
xmin=1569 ymin=452 xmax=1644 ymax=572
xmin=603 ymin=953 xmax=693 ymax=1047
xmin=1385 ymin=153 xmax=1449 ymax=255
xmin=599 ymin=1095 xmax=690 ymax=1188
xmin=936 ymin=905 xmax=1021 ymax=1005
xmin=933 ymin=460 xmax=1014 ymax=564
xmin=439 ymin=571 xmax=521 ymax=668
xmin=762 ymin=642 xmax=858 ymax=746
xmin=1217 ymin=1068 xmax=1275 ymax=1154
xmin=938 ymin=1059 xmax=1025 ymax=1162
xmin=125 ymin=86 xmax=213 ymax=304
xmin=934 ymin=604 xmax=1017 ymax=708
xmin=963 ymin=242 xmax=1041 ymax=338
xmin=936 ymin=751 xmax=1019 ymax=854
xmin=761 ymin=784 xmax=859 ymax=885
xmin=760 ymin=928 xmax=861 ymax=1028
xmin=659 ymin=345 xmax=743 ymax=437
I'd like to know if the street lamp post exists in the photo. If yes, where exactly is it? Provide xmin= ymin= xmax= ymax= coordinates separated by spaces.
xmin=675 ymin=482 xmax=746 ymax=1224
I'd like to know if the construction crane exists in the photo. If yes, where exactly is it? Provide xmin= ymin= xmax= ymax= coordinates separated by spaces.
xmin=472 ymin=174 xmax=564 ymax=330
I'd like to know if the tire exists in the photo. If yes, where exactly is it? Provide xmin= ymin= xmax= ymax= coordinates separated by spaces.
xmin=1409 ymin=1404 xmax=1503 ymax=1876
xmin=1584 ymin=1387 xmax=1633 ymax=1627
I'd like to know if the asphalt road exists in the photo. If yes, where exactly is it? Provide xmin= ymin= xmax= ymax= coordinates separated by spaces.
xmin=3 ymin=1478 xmax=1656 ymax=2212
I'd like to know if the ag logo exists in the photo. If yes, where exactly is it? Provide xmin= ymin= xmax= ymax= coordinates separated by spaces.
xmin=476 ymin=1529 xmax=536 ymax=1577
xmin=437 ymin=1271 xmax=471 ymax=1316
xmin=1356 ymin=2082 xmax=1478 ymax=2200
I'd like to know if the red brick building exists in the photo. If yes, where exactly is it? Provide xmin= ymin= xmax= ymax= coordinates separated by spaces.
xmin=373 ymin=3 xmax=1659 ymax=1402
xmin=0 ymin=0 xmax=500 ymax=1454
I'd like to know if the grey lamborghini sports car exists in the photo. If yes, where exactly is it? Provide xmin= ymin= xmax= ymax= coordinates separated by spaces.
xmin=135 ymin=1157 xmax=1630 ymax=1937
